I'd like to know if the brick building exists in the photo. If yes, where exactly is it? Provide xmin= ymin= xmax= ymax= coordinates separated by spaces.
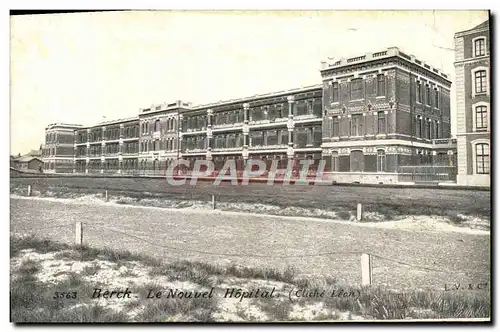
xmin=320 ymin=47 xmax=455 ymax=183
xmin=42 ymin=123 xmax=83 ymax=173
xmin=454 ymin=20 xmax=490 ymax=187
xmin=41 ymin=47 xmax=458 ymax=184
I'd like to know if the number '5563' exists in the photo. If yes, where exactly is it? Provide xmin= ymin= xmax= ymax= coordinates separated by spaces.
xmin=53 ymin=292 xmax=77 ymax=299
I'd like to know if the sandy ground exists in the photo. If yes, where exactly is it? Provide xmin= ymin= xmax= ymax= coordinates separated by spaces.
xmin=11 ymin=248 xmax=368 ymax=322
xmin=10 ymin=196 xmax=490 ymax=291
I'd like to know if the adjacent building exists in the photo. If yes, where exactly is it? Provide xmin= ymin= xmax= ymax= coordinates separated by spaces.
xmin=454 ymin=20 xmax=491 ymax=187
xmin=12 ymin=156 xmax=43 ymax=172
xmin=41 ymin=46 xmax=459 ymax=184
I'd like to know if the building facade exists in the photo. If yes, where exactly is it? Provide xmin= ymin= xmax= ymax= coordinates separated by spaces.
xmin=454 ymin=20 xmax=490 ymax=187
xmin=42 ymin=123 xmax=83 ymax=173
xmin=41 ymin=47 xmax=458 ymax=184
xmin=320 ymin=47 xmax=454 ymax=183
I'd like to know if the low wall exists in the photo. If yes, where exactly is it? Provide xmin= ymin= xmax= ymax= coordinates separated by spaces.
xmin=322 ymin=172 xmax=399 ymax=185
xmin=457 ymin=174 xmax=490 ymax=188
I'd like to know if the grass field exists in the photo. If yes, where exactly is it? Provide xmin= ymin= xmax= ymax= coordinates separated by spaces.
xmin=10 ymin=176 xmax=491 ymax=322
xmin=10 ymin=197 xmax=490 ymax=291
xmin=10 ymin=176 xmax=491 ymax=223
xmin=10 ymin=235 xmax=490 ymax=322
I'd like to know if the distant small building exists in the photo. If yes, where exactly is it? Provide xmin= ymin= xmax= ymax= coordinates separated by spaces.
xmin=10 ymin=155 xmax=18 ymax=168
xmin=12 ymin=156 xmax=43 ymax=172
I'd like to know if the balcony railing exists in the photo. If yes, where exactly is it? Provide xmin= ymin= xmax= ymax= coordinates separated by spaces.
xmin=213 ymin=123 xmax=243 ymax=129
xmin=183 ymin=148 xmax=207 ymax=154
xmin=432 ymin=138 xmax=457 ymax=146
xmin=249 ymin=144 xmax=288 ymax=150
xmin=211 ymin=147 xmax=243 ymax=152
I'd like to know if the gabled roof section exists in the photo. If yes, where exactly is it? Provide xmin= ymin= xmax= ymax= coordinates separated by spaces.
xmin=455 ymin=19 xmax=490 ymax=37
xmin=15 ymin=156 xmax=42 ymax=163
xmin=472 ymin=20 xmax=489 ymax=31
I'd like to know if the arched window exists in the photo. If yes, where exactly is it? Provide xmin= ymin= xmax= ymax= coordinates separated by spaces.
xmin=154 ymin=119 xmax=160 ymax=132
xmin=377 ymin=150 xmax=386 ymax=172
xmin=475 ymin=143 xmax=489 ymax=174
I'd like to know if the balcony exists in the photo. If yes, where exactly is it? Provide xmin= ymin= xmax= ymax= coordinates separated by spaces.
xmin=184 ymin=128 xmax=207 ymax=135
xmin=249 ymin=119 xmax=271 ymax=125
xmin=212 ymin=147 xmax=243 ymax=152
xmin=432 ymin=138 xmax=457 ymax=149
xmin=249 ymin=144 xmax=288 ymax=151
xmin=122 ymin=151 xmax=139 ymax=156
xmin=183 ymin=148 xmax=207 ymax=154
xmin=213 ymin=123 xmax=243 ymax=129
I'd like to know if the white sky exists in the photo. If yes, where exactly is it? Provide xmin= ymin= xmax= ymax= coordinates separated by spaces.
xmin=10 ymin=10 xmax=488 ymax=155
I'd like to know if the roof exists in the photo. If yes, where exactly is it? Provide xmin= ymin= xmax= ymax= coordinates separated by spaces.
xmin=455 ymin=19 xmax=490 ymax=37
xmin=472 ymin=20 xmax=489 ymax=31
xmin=14 ymin=156 xmax=42 ymax=163
xmin=320 ymin=46 xmax=451 ymax=83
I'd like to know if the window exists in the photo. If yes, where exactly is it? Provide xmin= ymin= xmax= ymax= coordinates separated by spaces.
xmin=416 ymin=117 xmax=423 ymax=137
xmin=426 ymin=119 xmax=431 ymax=139
xmin=332 ymin=152 xmax=339 ymax=171
xmin=377 ymin=150 xmax=386 ymax=172
xmin=475 ymin=70 xmax=487 ymax=94
xmin=332 ymin=82 xmax=339 ymax=103
xmin=434 ymin=89 xmax=439 ymax=108
xmin=377 ymin=74 xmax=385 ymax=96
xmin=475 ymin=106 xmax=488 ymax=130
xmin=474 ymin=38 xmax=486 ymax=57
xmin=332 ymin=117 xmax=339 ymax=137
xmin=416 ymin=82 xmax=422 ymax=103
xmin=350 ymin=115 xmax=362 ymax=136
xmin=475 ymin=143 xmax=489 ymax=174
xmin=435 ymin=121 xmax=440 ymax=139
xmin=426 ymin=85 xmax=431 ymax=105
xmin=377 ymin=112 xmax=386 ymax=134
xmin=350 ymin=79 xmax=363 ymax=100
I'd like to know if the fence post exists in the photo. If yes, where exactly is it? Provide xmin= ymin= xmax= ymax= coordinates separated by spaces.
xmin=212 ymin=194 xmax=216 ymax=210
xmin=105 ymin=189 xmax=108 ymax=202
xmin=27 ymin=185 xmax=32 ymax=197
xmin=360 ymin=253 xmax=372 ymax=286
xmin=75 ymin=222 xmax=83 ymax=246
xmin=356 ymin=203 xmax=363 ymax=221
